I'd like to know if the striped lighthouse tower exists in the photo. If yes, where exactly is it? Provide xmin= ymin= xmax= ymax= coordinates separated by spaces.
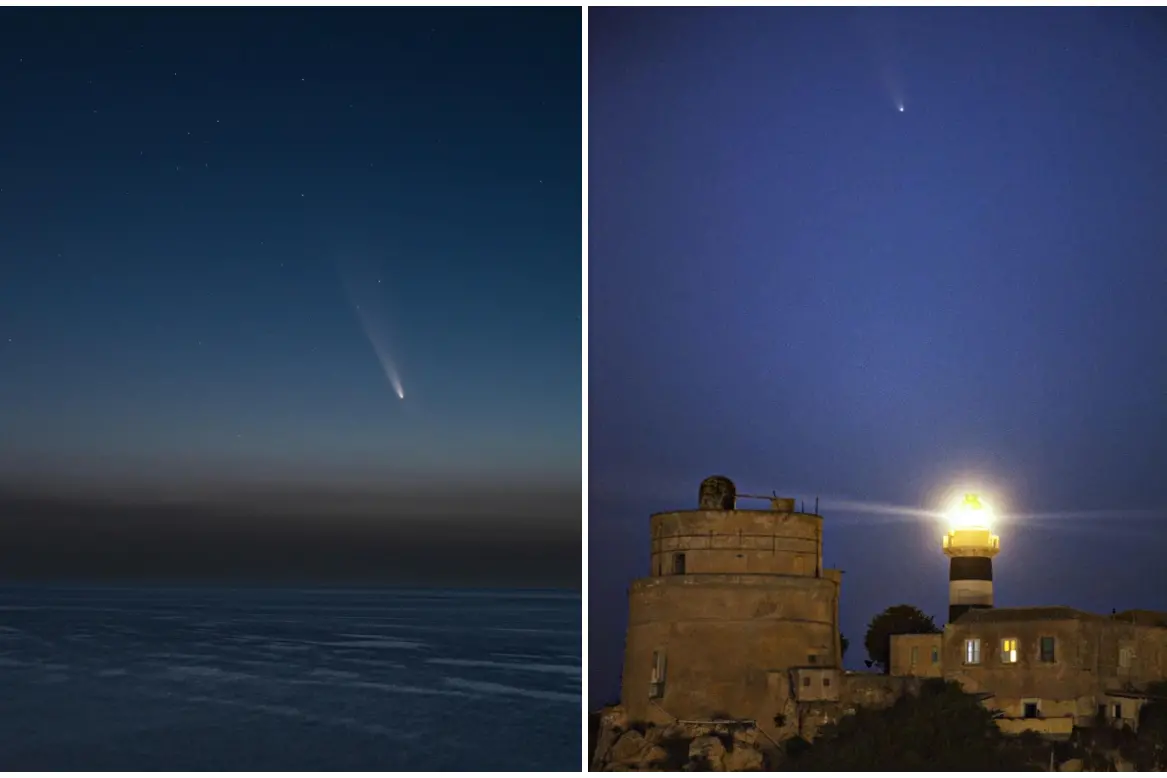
xmin=942 ymin=493 xmax=1000 ymax=624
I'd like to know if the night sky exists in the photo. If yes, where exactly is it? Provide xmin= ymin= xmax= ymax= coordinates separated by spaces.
xmin=0 ymin=8 xmax=581 ymax=587
xmin=589 ymin=7 xmax=1167 ymax=706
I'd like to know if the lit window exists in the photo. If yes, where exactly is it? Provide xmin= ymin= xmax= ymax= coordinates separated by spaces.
xmin=1002 ymin=638 xmax=1018 ymax=664
xmin=965 ymin=638 xmax=981 ymax=664
xmin=910 ymin=646 xmax=919 ymax=665
xmin=1040 ymin=636 xmax=1056 ymax=663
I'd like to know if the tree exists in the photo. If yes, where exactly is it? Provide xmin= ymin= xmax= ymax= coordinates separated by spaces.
xmin=785 ymin=679 xmax=1039 ymax=771
xmin=841 ymin=633 xmax=850 ymax=660
xmin=863 ymin=604 xmax=939 ymax=673
xmin=1126 ymin=681 xmax=1167 ymax=770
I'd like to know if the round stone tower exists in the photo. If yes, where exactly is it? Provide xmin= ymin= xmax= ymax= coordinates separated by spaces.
xmin=620 ymin=476 xmax=843 ymax=734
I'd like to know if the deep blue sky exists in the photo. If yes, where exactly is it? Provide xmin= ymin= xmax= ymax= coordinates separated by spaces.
xmin=0 ymin=8 xmax=581 ymax=585
xmin=590 ymin=7 xmax=1167 ymax=705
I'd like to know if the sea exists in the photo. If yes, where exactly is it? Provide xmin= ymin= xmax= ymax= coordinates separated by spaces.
xmin=0 ymin=585 xmax=581 ymax=771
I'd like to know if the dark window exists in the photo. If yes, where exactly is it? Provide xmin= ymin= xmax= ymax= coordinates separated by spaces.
xmin=1023 ymin=702 xmax=1039 ymax=719
xmin=1115 ymin=704 xmax=1123 ymax=719
xmin=673 ymin=553 xmax=686 ymax=575
xmin=931 ymin=647 xmax=939 ymax=664
xmin=802 ymin=676 xmax=811 ymax=687
xmin=649 ymin=651 xmax=667 ymax=699
xmin=823 ymin=676 xmax=831 ymax=687
xmin=808 ymin=654 xmax=818 ymax=665
xmin=1040 ymin=636 xmax=1056 ymax=663
xmin=1098 ymin=704 xmax=1107 ymax=719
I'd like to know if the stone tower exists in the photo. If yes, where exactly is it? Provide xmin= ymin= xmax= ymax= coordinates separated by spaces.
xmin=619 ymin=476 xmax=843 ymax=736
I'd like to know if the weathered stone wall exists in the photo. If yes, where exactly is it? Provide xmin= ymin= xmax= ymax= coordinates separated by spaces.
xmin=621 ymin=573 xmax=839 ymax=732
xmin=649 ymin=510 xmax=823 ymax=578
xmin=889 ymin=633 xmax=944 ymax=678
xmin=911 ymin=612 xmax=1167 ymax=731
xmin=941 ymin=617 xmax=1098 ymax=726
xmin=765 ymin=674 xmax=922 ymax=742
xmin=841 ymin=672 xmax=922 ymax=710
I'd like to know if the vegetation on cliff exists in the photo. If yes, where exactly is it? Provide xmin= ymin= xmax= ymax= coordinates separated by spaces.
xmin=592 ymin=681 xmax=1167 ymax=771
xmin=1070 ymin=681 xmax=1167 ymax=771
xmin=782 ymin=678 xmax=1044 ymax=771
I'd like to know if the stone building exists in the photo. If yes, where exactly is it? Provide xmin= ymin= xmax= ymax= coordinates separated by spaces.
xmin=620 ymin=476 xmax=913 ymax=742
xmin=618 ymin=475 xmax=1167 ymax=745
xmin=886 ymin=490 xmax=1167 ymax=738
xmin=890 ymin=607 xmax=1167 ymax=738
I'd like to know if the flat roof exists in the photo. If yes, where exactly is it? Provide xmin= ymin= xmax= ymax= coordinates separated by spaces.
xmin=952 ymin=606 xmax=1167 ymax=627
xmin=952 ymin=606 xmax=1104 ymax=624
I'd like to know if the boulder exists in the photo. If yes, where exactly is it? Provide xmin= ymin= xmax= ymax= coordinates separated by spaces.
xmin=1113 ymin=756 xmax=1136 ymax=772
xmin=723 ymin=744 xmax=765 ymax=771
xmin=609 ymin=731 xmax=648 ymax=764
xmin=688 ymin=735 xmax=727 ymax=771
xmin=592 ymin=720 xmax=623 ymax=769
xmin=637 ymin=745 xmax=669 ymax=769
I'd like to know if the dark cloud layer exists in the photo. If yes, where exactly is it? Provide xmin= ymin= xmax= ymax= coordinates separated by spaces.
xmin=0 ymin=484 xmax=581 ymax=588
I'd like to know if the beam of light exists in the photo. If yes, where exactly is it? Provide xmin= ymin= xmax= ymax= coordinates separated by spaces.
xmin=822 ymin=498 xmax=942 ymax=521
xmin=337 ymin=257 xmax=405 ymax=401
xmin=815 ymin=497 xmax=944 ymax=527
xmin=819 ymin=493 xmax=1167 ymax=538
xmin=1000 ymin=508 xmax=1167 ymax=525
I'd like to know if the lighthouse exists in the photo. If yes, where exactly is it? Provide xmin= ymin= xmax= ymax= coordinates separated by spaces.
xmin=941 ymin=493 xmax=1000 ymax=624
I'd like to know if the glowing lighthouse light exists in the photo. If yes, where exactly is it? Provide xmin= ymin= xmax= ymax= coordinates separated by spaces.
xmin=946 ymin=493 xmax=995 ymax=531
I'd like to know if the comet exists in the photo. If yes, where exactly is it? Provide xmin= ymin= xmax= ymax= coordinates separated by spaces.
xmin=852 ymin=10 xmax=908 ymax=114
xmin=336 ymin=254 xmax=405 ymax=401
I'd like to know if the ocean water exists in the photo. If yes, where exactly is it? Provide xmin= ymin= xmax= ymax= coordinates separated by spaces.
xmin=0 ymin=585 xmax=581 ymax=770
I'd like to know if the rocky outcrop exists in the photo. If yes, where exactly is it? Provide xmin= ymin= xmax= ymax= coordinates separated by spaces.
xmin=590 ymin=706 xmax=772 ymax=772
